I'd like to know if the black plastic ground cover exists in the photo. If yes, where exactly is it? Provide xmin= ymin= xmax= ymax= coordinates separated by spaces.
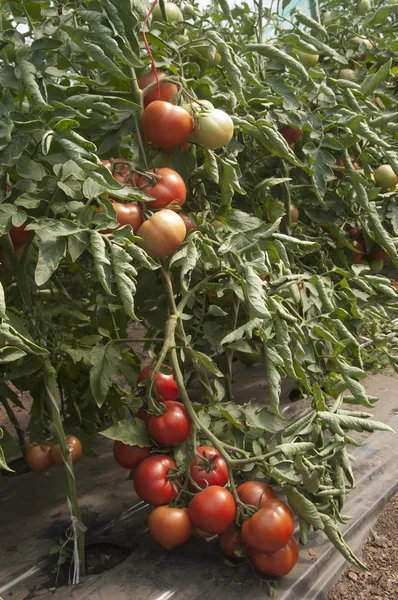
xmin=1 ymin=372 xmax=398 ymax=600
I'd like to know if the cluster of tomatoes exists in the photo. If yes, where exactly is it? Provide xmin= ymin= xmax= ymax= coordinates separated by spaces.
xmin=112 ymin=367 xmax=298 ymax=578
xmin=349 ymin=227 xmax=389 ymax=273
xmin=25 ymin=436 xmax=82 ymax=472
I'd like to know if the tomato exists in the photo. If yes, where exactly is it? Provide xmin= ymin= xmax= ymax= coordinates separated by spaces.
xmin=0 ymin=245 xmax=27 ymax=277
xmin=352 ymin=239 xmax=365 ymax=264
xmin=334 ymin=157 xmax=361 ymax=180
xmin=219 ymin=524 xmax=247 ymax=560
xmin=337 ymin=69 xmax=356 ymax=81
xmin=192 ymin=44 xmax=222 ymax=66
xmin=142 ymin=101 xmax=193 ymax=149
xmin=237 ymin=481 xmax=276 ymax=508
xmin=280 ymin=126 xmax=302 ymax=145
xmin=10 ymin=223 xmax=31 ymax=246
xmin=107 ymin=202 xmax=143 ymax=232
xmin=148 ymin=400 xmax=191 ymax=446
xmin=393 ymin=281 xmax=398 ymax=290
xmin=369 ymin=245 xmax=388 ymax=261
xmin=188 ymin=486 xmax=236 ymax=534
xmin=152 ymin=2 xmax=183 ymax=22
xmin=138 ymin=71 xmax=178 ymax=107
xmin=241 ymin=499 xmax=294 ymax=553
xmin=134 ymin=454 xmax=180 ymax=505
xmin=102 ymin=158 xmax=132 ymax=184
xmin=349 ymin=36 xmax=373 ymax=51
xmin=294 ymin=48 xmax=319 ymax=68
xmin=369 ymin=259 xmax=384 ymax=274
xmin=137 ymin=407 xmax=149 ymax=422
xmin=357 ymin=0 xmax=371 ymax=15
xmin=25 ymin=443 xmax=52 ymax=472
xmin=148 ymin=506 xmax=193 ymax=549
xmin=349 ymin=227 xmax=362 ymax=239
xmin=113 ymin=440 xmax=151 ymax=469
xmin=280 ymin=205 xmax=299 ymax=231
xmin=134 ymin=168 xmax=186 ymax=209
xmin=249 ymin=537 xmax=299 ymax=577
xmin=175 ymin=34 xmax=189 ymax=45
xmin=137 ymin=209 xmax=186 ymax=258
xmin=193 ymin=108 xmax=234 ymax=150
xmin=138 ymin=366 xmax=179 ymax=402
xmin=180 ymin=214 xmax=197 ymax=233
xmin=49 ymin=436 xmax=83 ymax=465
xmin=374 ymin=165 xmax=398 ymax=189
xmin=190 ymin=446 xmax=228 ymax=489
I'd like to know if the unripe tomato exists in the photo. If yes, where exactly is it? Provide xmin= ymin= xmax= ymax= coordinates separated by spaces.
xmin=249 ymin=537 xmax=299 ymax=577
xmin=337 ymin=69 xmax=356 ymax=81
xmin=138 ymin=71 xmax=178 ymax=107
xmin=374 ymin=165 xmax=398 ymax=189
xmin=349 ymin=36 xmax=373 ymax=51
xmin=280 ymin=205 xmax=299 ymax=231
xmin=193 ymin=109 xmax=234 ymax=150
xmin=192 ymin=44 xmax=222 ymax=66
xmin=188 ymin=486 xmax=236 ymax=534
xmin=110 ymin=202 xmax=143 ymax=232
xmin=134 ymin=168 xmax=186 ymax=209
xmin=237 ymin=481 xmax=276 ymax=507
xmin=190 ymin=446 xmax=229 ymax=489
xmin=241 ymin=499 xmax=294 ymax=553
xmin=219 ymin=524 xmax=247 ymax=560
xmin=138 ymin=366 xmax=179 ymax=401
xmin=25 ymin=443 xmax=52 ymax=472
xmin=294 ymin=48 xmax=319 ymax=68
xmin=142 ymin=101 xmax=193 ymax=149
xmin=280 ymin=126 xmax=302 ymax=145
xmin=113 ymin=440 xmax=151 ymax=469
xmin=357 ymin=0 xmax=371 ymax=15
xmin=49 ymin=436 xmax=83 ymax=465
xmin=148 ymin=506 xmax=193 ymax=549
xmin=369 ymin=245 xmax=388 ymax=261
xmin=148 ymin=400 xmax=191 ymax=446
xmin=352 ymin=239 xmax=365 ymax=264
xmin=152 ymin=2 xmax=183 ymax=22
xmin=137 ymin=209 xmax=186 ymax=258
xmin=369 ymin=259 xmax=384 ymax=274
xmin=180 ymin=214 xmax=197 ymax=233
xmin=175 ymin=34 xmax=189 ymax=45
xmin=134 ymin=454 xmax=180 ymax=505
xmin=10 ymin=223 xmax=32 ymax=246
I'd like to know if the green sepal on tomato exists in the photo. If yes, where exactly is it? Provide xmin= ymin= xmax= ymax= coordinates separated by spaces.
xmin=189 ymin=446 xmax=229 ymax=489
xmin=134 ymin=168 xmax=186 ymax=209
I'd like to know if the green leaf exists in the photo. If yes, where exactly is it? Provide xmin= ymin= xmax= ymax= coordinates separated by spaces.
xmin=361 ymin=60 xmax=391 ymax=98
xmin=203 ymin=148 xmax=219 ymax=183
xmin=15 ymin=60 xmax=51 ymax=109
xmin=90 ymin=230 xmax=113 ymax=295
xmin=0 ymin=346 xmax=27 ymax=363
xmin=246 ymin=43 xmax=309 ymax=81
xmin=90 ymin=344 xmax=122 ymax=407
xmin=100 ymin=419 xmax=151 ymax=446
xmin=0 ymin=281 xmax=6 ymax=316
xmin=285 ymin=486 xmax=325 ymax=529
xmin=318 ymin=411 xmax=394 ymax=434
xmin=244 ymin=401 xmax=286 ymax=433
xmin=264 ymin=344 xmax=282 ymax=416
xmin=245 ymin=265 xmax=271 ymax=319
xmin=220 ymin=318 xmax=263 ymax=347
xmin=16 ymin=156 xmax=47 ymax=181
xmin=188 ymin=349 xmax=223 ymax=377
xmin=111 ymin=244 xmax=137 ymax=319
xmin=35 ymin=237 xmax=66 ymax=286
xmin=293 ymin=10 xmax=329 ymax=40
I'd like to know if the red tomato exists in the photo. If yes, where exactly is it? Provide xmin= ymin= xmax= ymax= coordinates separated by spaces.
xmin=137 ymin=209 xmax=186 ymax=258
xmin=237 ymin=481 xmax=276 ymax=508
xmin=137 ymin=407 xmax=149 ymax=422
xmin=148 ymin=401 xmax=191 ymax=447
xmin=352 ymin=239 xmax=365 ymax=264
xmin=102 ymin=158 xmax=132 ymax=184
xmin=134 ymin=454 xmax=180 ymax=505
xmin=349 ymin=227 xmax=362 ymax=239
xmin=25 ymin=443 xmax=52 ymax=472
xmin=180 ymin=214 xmax=197 ymax=233
xmin=49 ymin=436 xmax=83 ymax=465
xmin=280 ymin=126 xmax=302 ymax=145
xmin=138 ymin=366 xmax=179 ymax=401
xmin=0 ymin=245 xmax=27 ymax=277
xmin=219 ymin=524 xmax=246 ymax=560
xmin=134 ymin=168 xmax=186 ymax=209
xmin=241 ymin=499 xmax=294 ymax=553
xmin=138 ymin=71 xmax=178 ymax=107
xmin=188 ymin=486 xmax=236 ymax=534
xmin=148 ymin=506 xmax=193 ymax=549
xmin=113 ymin=440 xmax=151 ymax=469
xmin=369 ymin=245 xmax=389 ymax=261
xmin=190 ymin=446 xmax=228 ymax=489
xmin=334 ymin=157 xmax=360 ymax=180
xmin=10 ymin=223 xmax=31 ymax=246
xmin=142 ymin=101 xmax=193 ymax=148
xmin=249 ymin=537 xmax=299 ymax=577
xmin=111 ymin=202 xmax=143 ymax=232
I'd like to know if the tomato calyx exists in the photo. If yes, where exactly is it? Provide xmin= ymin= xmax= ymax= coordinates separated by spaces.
xmin=194 ymin=449 xmax=221 ymax=473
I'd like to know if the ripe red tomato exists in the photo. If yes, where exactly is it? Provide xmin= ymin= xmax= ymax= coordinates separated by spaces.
xmin=190 ymin=446 xmax=228 ymax=489
xmin=237 ymin=481 xmax=276 ymax=508
xmin=138 ymin=71 xmax=178 ymax=107
xmin=138 ymin=366 xmax=179 ymax=401
xmin=349 ymin=227 xmax=362 ymax=239
xmin=137 ymin=406 xmax=149 ymax=422
xmin=193 ymin=108 xmax=234 ymax=150
xmin=249 ymin=537 xmax=299 ymax=577
xmin=134 ymin=168 xmax=186 ymax=209
xmin=113 ymin=440 xmax=151 ymax=469
xmin=137 ymin=209 xmax=186 ymax=258
xmin=25 ymin=443 xmax=52 ymax=472
xmin=352 ymin=239 xmax=365 ymax=264
xmin=0 ymin=245 xmax=27 ymax=277
xmin=102 ymin=158 xmax=132 ymax=184
xmin=148 ymin=506 xmax=193 ymax=549
xmin=134 ymin=454 xmax=180 ymax=505
xmin=219 ymin=524 xmax=247 ymax=560
xmin=188 ymin=486 xmax=236 ymax=534
xmin=369 ymin=245 xmax=389 ymax=261
xmin=10 ymin=223 xmax=31 ymax=246
xmin=49 ymin=436 xmax=83 ymax=465
xmin=110 ymin=202 xmax=143 ymax=232
xmin=280 ymin=126 xmax=302 ymax=145
xmin=148 ymin=400 xmax=191 ymax=447
xmin=180 ymin=214 xmax=197 ymax=233
xmin=142 ymin=101 xmax=193 ymax=149
xmin=241 ymin=499 xmax=294 ymax=553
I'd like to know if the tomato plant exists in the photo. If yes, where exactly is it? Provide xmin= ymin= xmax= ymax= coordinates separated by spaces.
xmin=113 ymin=441 xmax=151 ymax=470
xmin=249 ymin=537 xmax=299 ymax=577
xmin=190 ymin=446 xmax=229 ymax=489
xmin=134 ymin=455 xmax=180 ymax=505
xmin=188 ymin=486 xmax=236 ymax=534
xmin=134 ymin=168 xmax=186 ymax=209
xmin=148 ymin=401 xmax=191 ymax=446
xmin=138 ymin=72 xmax=178 ymax=107
xmin=137 ymin=209 xmax=186 ymax=258
xmin=25 ymin=443 xmax=52 ymax=472
xmin=241 ymin=500 xmax=294 ymax=553
xmin=148 ymin=506 xmax=193 ymax=549
xmin=142 ymin=101 xmax=193 ymax=148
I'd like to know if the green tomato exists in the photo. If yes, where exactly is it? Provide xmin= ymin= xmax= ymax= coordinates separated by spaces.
xmin=348 ymin=36 xmax=373 ymax=50
xmin=337 ymin=69 xmax=357 ymax=81
xmin=192 ymin=44 xmax=221 ymax=67
xmin=294 ymin=47 xmax=319 ymax=69
xmin=323 ymin=10 xmax=340 ymax=26
xmin=175 ymin=34 xmax=189 ymax=44
xmin=152 ymin=2 xmax=183 ymax=23
xmin=374 ymin=164 xmax=398 ymax=189
xmin=211 ymin=220 xmax=228 ymax=231
xmin=193 ymin=108 xmax=234 ymax=150
xmin=369 ymin=259 xmax=384 ymax=274
xmin=357 ymin=0 xmax=371 ymax=15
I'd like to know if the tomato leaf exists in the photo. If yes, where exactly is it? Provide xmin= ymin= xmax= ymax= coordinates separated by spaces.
xmin=189 ymin=349 xmax=223 ymax=378
xmin=284 ymin=486 xmax=325 ymax=530
xmin=100 ymin=418 xmax=151 ymax=447
xmin=220 ymin=318 xmax=262 ymax=347
xmin=111 ymin=244 xmax=138 ymax=319
xmin=90 ymin=230 xmax=113 ymax=295
xmin=0 ymin=346 xmax=27 ymax=363
xmin=90 ymin=344 xmax=122 ymax=407
xmin=361 ymin=59 xmax=391 ymax=99
xmin=246 ymin=43 xmax=309 ymax=81
xmin=244 ymin=400 xmax=286 ymax=433
xmin=35 ymin=237 xmax=66 ymax=286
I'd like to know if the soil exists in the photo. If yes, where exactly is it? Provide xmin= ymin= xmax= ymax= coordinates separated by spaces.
xmin=328 ymin=492 xmax=398 ymax=600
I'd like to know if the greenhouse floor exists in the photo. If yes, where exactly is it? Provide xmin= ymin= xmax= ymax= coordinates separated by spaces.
xmin=1 ymin=369 xmax=398 ymax=600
